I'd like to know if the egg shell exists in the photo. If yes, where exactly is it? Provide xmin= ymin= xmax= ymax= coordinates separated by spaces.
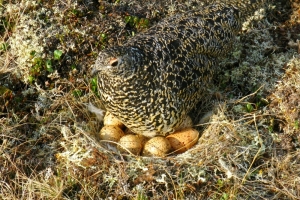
xmin=142 ymin=136 xmax=172 ymax=157
xmin=166 ymin=128 xmax=199 ymax=154
xmin=99 ymin=125 xmax=125 ymax=142
xmin=118 ymin=134 xmax=148 ymax=155
xmin=103 ymin=112 xmax=125 ymax=128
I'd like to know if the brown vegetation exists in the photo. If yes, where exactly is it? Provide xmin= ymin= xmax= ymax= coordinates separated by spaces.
xmin=0 ymin=0 xmax=299 ymax=199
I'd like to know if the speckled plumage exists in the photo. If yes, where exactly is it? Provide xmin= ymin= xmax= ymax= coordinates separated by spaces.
xmin=94 ymin=0 xmax=265 ymax=137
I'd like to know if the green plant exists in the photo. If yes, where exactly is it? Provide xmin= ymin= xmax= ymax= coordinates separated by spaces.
xmin=138 ymin=18 xmax=150 ymax=29
xmin=97 ymin=33 xmax=108 ymax=49
xmin=70 ymin=63 xmax=76 ymax=70
xmin=217 ymin=179 xmax=224 ymax=188
xmin=221 ymin=193 xmax=229 ymax=200
xmin=245 ymin=103 xmax=254 ymax=113
xmin=45 ymin=59 xmax=53 ymax=72
xmin=124 ymin=16 xmax=149 ymax=30
xmin=90 ymin=77 xmax=99 ymax=96
xmin=294 ymin=120 xmax=299 ymax=130
xmin=72 ymin=89 xmax=83 ymax=98
xmin=268 ymin=118 xmax=274 ymax=133
xmin=0 ymin=42 xmax=9 ymax=52
xmin=30 ymin=57 xmax=43 ymax=75
xmin=28 ymin=76 xmax=35 ymax=84
xmin=136 ymin=190 xmax=148 ymax=200
xmin=28 ymin=50 xmax=63 ymax=83
xmin=0 ymin=16 xmax=16 ymax=34
xmin=100 ymin=33 xmax=107 ymax=43
xmin=68 ymin=9 xmax=82 ymax=17
xmin=54 ymin=50 xmax=63 ymax=60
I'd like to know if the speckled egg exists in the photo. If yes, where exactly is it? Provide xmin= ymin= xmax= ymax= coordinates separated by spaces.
xmin=118 ymin=134 xmax=148 ymax=155
xmin=103 ymin=112 xmax=125 ymax=128
xmin=166 ymin=128 xmax=199 ymax=154
xmin=142 ymin=136 xmax=172 ymax=157
xmin=99 ymin=125 xmax=125 ymax=142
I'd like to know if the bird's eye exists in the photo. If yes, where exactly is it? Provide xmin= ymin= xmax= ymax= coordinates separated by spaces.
xmin=109 ymin=58 xmax=119 ymax=67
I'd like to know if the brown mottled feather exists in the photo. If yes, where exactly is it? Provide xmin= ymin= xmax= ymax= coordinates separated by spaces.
xmin=93 ymin=1 xmax=265 ymax=137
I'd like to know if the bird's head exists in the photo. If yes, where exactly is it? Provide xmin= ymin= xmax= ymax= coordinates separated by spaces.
xmin=92 ymin=46 xmax=144 ymax=77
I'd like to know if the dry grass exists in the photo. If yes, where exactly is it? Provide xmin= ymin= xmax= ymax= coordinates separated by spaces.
xmin=0 ymin=0 xmax=299 ymax=199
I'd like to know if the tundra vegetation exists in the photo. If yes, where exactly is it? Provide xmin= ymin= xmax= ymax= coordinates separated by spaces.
xmin=0 ymin=0 xmax=299 ymax=199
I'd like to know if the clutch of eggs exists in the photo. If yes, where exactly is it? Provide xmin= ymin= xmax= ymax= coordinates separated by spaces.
xmin=98 ymin=112 xmax=199 ymax=157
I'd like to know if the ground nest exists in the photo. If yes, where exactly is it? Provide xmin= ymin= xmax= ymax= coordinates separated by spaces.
xmin=0 ymin=0 xmax=299 ymax=199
